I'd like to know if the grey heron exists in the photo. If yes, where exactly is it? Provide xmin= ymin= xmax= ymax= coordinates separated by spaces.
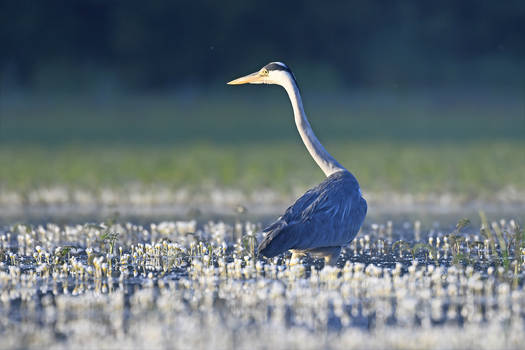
xmin=228 ymin=62 xmax=367 ymax=265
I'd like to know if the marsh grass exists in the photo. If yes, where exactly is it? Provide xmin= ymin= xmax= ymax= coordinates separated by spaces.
xmin=2 ymin=90 xmax=523 ymax=145
xmin=1 ymin=141 xmax=524 ymax=199
xmin=1 ymin=91 xmax=524 ymax=198
xmin=99 ymin=232 xmax=119 ymax=255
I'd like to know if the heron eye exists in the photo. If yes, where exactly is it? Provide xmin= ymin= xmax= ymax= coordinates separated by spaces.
xmin=261 ymin=69 xmax=269 ymax=76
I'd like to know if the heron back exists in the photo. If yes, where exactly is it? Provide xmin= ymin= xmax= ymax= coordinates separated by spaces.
xmin=257 ymin=170 xmax=367 ymax=258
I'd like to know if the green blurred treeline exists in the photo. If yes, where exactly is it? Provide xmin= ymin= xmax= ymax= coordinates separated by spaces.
xmin=0 ymin=0 xmax=524 ymax=91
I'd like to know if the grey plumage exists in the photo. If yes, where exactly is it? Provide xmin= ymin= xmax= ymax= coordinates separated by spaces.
xmin=258 ymin=170 xmax=367 ymax=260
xmin=228 ymin=62 xmax=367 ymax=264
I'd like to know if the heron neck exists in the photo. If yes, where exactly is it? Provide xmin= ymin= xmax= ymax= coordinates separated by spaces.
xmin=282 ymin=78 xmax=346 ymax=177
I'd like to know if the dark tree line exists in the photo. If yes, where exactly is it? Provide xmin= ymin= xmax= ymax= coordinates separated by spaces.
xmin=1 ymin=0 xmax=523 ymax=90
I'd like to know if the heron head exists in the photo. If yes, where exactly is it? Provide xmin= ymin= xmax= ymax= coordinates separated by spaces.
xmin=227 ymin=62 xmax=296 ymax=86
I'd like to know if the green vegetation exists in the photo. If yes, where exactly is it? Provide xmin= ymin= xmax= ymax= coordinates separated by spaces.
xmin=2 ymin=89 xmax=524 ymax=145
xmin=1 ymin=141 xmax=524 ymax=197
xmin=1 ymin=92 xmax=524 ymax=197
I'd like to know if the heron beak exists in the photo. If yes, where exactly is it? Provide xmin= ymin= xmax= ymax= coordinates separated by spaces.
xmin=227 ymin=72 xmax=260 ymax=85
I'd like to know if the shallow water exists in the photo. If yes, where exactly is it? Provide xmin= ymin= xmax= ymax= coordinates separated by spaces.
xmin=0 ymin=213 xmax=523 ymax=349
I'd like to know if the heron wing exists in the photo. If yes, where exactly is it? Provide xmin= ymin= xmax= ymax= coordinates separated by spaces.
xmin=258 ymin=171 xmax=367 ymax=257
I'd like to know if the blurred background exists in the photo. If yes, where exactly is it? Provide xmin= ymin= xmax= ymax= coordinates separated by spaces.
xmin=0 ymin=0 xmax=524 ymax=211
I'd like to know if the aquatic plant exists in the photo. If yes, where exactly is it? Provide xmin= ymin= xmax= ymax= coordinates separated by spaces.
xmin=0 ymin=216 xmax=523 ymax=349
